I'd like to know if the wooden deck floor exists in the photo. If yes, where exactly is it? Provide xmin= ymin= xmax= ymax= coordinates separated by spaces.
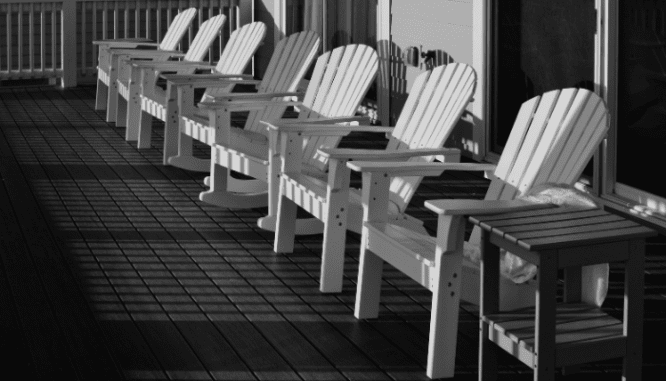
xmin=0 ymin=86 xmax=664 ymax=380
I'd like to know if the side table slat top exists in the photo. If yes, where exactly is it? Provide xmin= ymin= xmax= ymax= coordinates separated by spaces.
xmin=471 ymin=207 xmax=656 ymax=251
xmin=469 ymin=205 xmax=588 ymax=226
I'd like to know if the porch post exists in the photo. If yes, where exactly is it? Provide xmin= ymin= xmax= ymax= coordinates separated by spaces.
xmin=61 ymin=0 xmax=77 ymax=87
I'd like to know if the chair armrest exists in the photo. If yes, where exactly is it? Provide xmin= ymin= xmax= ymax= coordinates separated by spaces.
xmin=198 ymin=99 xmax=302 ymax=111
xmin=282 ymin=116 xmax=373 ymax=125
xmin=208 ymin=92 xmax=302 ymax=102
xmin=318 ymin=147 xmax=460 ymax=161
xmin=263 ymin=122 xmax=392 ymax=136
xmin=109 ymin=49 xmax=184 ymax=57
xmin=93 ymin=38 xmax=155 ymax=46
xmin=131 ymin=61 xmax=212 ymax=69
xmin=347 ymin=161 xmax=497 ymax=177
xmin=424 ymin=199 xmax=553 ymax=216
xmin=161 ymin=73 xmax=255 ymax=84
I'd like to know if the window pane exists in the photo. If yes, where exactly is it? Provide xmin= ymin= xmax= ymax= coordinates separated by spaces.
xmin=616 ymin=1 xmax=666 ymax=197
xmin=491 ymin=0 xmax=596 ymax=151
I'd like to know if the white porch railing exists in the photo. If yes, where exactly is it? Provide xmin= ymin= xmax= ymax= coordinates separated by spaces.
xmin=0 ymin=0 xmax=253 ymax=87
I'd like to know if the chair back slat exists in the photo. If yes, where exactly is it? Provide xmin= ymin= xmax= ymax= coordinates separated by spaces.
xmin=516 ymin=88 xmax=579 ymax=193
xmin=183 ymin=15 xmax=226 ymax=62
xmin=240 ymin=31 xmax=320 ymax=132
xmin=301 ymin=45 xmax=379 ymax=169
xmin=501 ymin=90 xmax=561 ymax=194
xmin=543 ymin=92 xmax=607 ymax=184
xmin=215 ymin=22 xmax=266 ymax=74
xmin=387 ymin=70 xmax=432 ymax=148
xmin=469 ymin=88 xmax=609 ymax=246
xmin=202 ymin=22 xmax=267 ymax=100
xmin=492 ymin=96 xmax=541 ymax=182
xmin=158 ymin=8 xmax=198 ymax=51
xmin=386 ymin=63 xmax=477 ymax=212
xmin=559 ymin=105 xmax=607 ymax=183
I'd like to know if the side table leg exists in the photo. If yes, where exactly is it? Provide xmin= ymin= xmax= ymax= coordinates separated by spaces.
xmin=534 ymin=251 xmax=557 ymax=381
xmin=479 ymin=231 xmax=500 ymax=381
xmin=623 ymin=239 xmax=645 ymax=380
xmin=562 ymin=266 xmax=582 ymax=376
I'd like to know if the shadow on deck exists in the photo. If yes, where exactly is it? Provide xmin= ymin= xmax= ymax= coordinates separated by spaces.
xmin=0 ymin=86 xmax=664 ymax=380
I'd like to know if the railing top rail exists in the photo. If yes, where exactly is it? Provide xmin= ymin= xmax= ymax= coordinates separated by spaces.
xmin=0 ymin=0 xmax=238 ymax=3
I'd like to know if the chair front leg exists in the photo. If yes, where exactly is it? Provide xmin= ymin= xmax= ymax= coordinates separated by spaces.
xmin=164 ymin=84 xmax=192 ymax=164
xmin=136 ymin=68 xmax=156 ymax=148
xmin=168 ymin=86 xmax=209 ymax=171
xmin=427 ymin=214 xmax=465 ymax=379
xmin=273 ymin=131 xmax=303 ymax=251
xmin=320 ymin=158 xmax=352 ymax=293
xmin=115 ymin=57 xmax=132 ymax=127
xmin=199 ymin=108 xmax=232 ymax=205
xmin=96 ymin=48 xmax=110 ymax=110
xmin=106 ymin=53 xmax=123 ymax=122
xmin=354 ymin=171 xmax=390 ymax=319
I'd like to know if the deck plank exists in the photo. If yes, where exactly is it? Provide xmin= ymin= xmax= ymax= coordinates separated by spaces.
xmin=0 ymin=85 xmax=664 ymax=380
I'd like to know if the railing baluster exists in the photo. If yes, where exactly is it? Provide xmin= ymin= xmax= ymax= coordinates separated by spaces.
xmin=124 ymin=1 xmax=129 ymax=38
xmin=18 ymin=3 xmax=23 ymax=73
xmin=29 ymin=2 xmax=34 ymax=74
xmin=113 ymin=0 xmax=118 ymax=39
xmin=51 ymin=2 xmax=56 ymax=74
xmin=81 ymin=2 xmax=86 ymax=74
xmin=93 ymin=1 xmax=98 ymax=74
xmin=146 ymin=0 xmax=152 ymax=40
xmin=135 ymin=2 xmax=140 ymax=38
xmin=102 ymin=1 xmax=108 ymax=39
xmin=156 ymin=0 xmax=162 ymax=43
xmin=7 ymin=5 xmax=12 ymax=73
xmin=40 ymin=3 xmax=45 ymax=72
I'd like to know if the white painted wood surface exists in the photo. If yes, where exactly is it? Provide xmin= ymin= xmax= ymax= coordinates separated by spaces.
xmin=177 ymin=42 xmax=376 ymax=239
xmin=171 ymin=30 xmax=320 ymax=172
xmin=127 ymin=21 xmax=266 ymax=151
xmin=271 ymin=63 xmax=476 ymax=297
xmin=114 ymin=13 xmax=226 ymax=136
xmin=347 ymin=87 xmax=609 ymax=379
xmin=94 ymin=7 xmax=197 ymax=120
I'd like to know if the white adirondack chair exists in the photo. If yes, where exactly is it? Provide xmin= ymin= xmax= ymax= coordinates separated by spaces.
xmin=124 ymin=21 xmax=266 ymax=151
xmin=183 ymin=44 xmax=379 ymax=237
xmin=114 ymin=14 xmax=227 ymax=138
xmin=159 ymin=31 xmax=319 ymax=168
xmin=268 ymin=63 xmax=477 ymax=294
xmin=93 ymin=8 xmax=197 ymax=122
xmin=347 ymin=88 xmax=609 ymax=379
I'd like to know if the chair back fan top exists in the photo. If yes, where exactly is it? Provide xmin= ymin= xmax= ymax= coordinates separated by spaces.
xmin=215 ymin=21 xmax=266 ymax=74
xmin=214 ymin=21 xmax=266 ymax=74
xmin=238 ymin=31 xmax=322 ymax=131
xmin=300 ymin=44 xmax=379 ymax=171
xmin=387 ymin=63 xmax=477 ymax=212
xmin=468 ymin=87 xmax=609 ymax=245
xmin=200 ymin=21 xmax=267 ymax=101
xmin=182 ymin=14 xmax=227 ymax=62
xmin=158 ymin=8 xmax=198 ymax=51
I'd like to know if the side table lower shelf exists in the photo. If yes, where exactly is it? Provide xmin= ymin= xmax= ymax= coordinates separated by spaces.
xmin=483 ymin=302 xmax=626 ymax=368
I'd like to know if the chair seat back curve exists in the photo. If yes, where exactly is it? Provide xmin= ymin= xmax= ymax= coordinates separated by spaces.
xmin=127 ymin=21 xmax=267 ymax=152
xmin=94 ymin=8 xmax=197 ymax=120
xmin=169 ymin=30 xmax=321 ymax=170
xmin=271 ymin=63 xmax=478 ymax=296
